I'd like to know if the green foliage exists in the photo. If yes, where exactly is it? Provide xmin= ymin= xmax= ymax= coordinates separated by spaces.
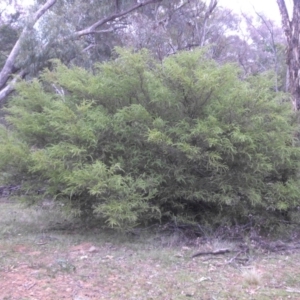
xmin=0 ymin=24 xmax=19 ymax=68
xmin=1 ymin=48 xmax=300 ymax=230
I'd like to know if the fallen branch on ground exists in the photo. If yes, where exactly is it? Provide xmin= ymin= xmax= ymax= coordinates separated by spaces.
xmin=192 ymin=248 xmax=231 ymax=258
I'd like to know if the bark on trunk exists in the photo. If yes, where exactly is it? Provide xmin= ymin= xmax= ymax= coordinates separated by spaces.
xmin=277 ymin=0 xmax=300 ymax=110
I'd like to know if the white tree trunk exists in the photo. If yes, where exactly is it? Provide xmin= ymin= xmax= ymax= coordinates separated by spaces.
xmin=277 ymin=0 xmax=300 ymax=110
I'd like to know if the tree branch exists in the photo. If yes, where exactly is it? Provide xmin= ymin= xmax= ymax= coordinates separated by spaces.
xmin=277 ymin=0 xmax=291 ymax=36
xmin=200 ymin=0 xmax=218 ymax=47
xmin=0 ymin=0 xmax=162 ymax=103
xmin=75 ymin=0 xmax=162 ymax=38
xmin=253 ymin=11 xmax=279 ymax=92
xmin=0 ymin=0 xmax=57 ymax=92
xmin=0 ymin=69 xmax=26 ymax=102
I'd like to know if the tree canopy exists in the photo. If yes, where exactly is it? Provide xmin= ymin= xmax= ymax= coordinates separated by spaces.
xmin=0 ymin=0 xmax=287 ymax=102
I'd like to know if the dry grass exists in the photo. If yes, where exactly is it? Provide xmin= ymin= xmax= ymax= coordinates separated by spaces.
xmin=1 ymin=200 xmax=300 ymax=299
xmin=242 ymin=267 xmax=262 ymax=285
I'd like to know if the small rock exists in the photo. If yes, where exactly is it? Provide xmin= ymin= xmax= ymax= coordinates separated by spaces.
xmin=174 ymin=254 xmax=183 ymax=258
xmin=88 ymin=246 xmax=98 ymax=253
xmin=73 ymin=296 xmax=91 ymax=300
xmin=182 ymin=246 xmax=190 ymax=251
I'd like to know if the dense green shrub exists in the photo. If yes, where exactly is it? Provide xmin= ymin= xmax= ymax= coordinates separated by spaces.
xmin=1 ymin=48 xmax=300 ymax=230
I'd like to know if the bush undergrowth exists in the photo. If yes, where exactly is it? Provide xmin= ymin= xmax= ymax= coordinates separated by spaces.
xmin=1 ymin=48 xmax=300 ymax=231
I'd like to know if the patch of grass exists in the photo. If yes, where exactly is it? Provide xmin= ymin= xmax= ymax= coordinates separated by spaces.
xmin=0 ymin=202 xmax=68 ymax=237
xmin=242 ymin=267 xmax=262 ymax=285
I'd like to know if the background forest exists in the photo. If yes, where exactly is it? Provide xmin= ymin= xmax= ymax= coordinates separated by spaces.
xmin=0 ymin=0 xmax=300 ymax=233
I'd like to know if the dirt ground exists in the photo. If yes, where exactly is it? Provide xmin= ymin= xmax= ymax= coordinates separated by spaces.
xmin=1 ymin=243 xmax=106 ymax=300
xmin=1 ymin=202 xmax=300 ymax=300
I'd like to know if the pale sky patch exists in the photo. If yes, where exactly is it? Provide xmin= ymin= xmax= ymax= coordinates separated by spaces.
xmin=219 ymin=0 xmax=293 ymax=23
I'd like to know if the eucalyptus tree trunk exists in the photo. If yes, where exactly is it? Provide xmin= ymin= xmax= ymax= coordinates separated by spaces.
xmin=277 ymin=0 xmax=300 ymax=110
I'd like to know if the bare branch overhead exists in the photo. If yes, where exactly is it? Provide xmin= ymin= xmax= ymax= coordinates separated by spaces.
xmin=0 ymin=0 xmax=162 ymax=103
xmin=75 ymin=0 xmax=162 ymax=38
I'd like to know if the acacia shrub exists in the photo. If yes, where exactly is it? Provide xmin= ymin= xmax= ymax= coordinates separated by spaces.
xmin=1 ymin=48 xmax=299 ymax=230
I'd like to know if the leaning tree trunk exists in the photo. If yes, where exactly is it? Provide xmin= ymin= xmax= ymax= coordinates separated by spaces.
xmin=277 ymin=0 xmax=300 ymax=110
xmin=0 ymin=0 xmax=162 ymax=103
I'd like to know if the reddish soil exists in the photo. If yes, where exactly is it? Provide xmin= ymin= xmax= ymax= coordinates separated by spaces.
xmin=0 ymin=243 xmax=109 ymax=300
